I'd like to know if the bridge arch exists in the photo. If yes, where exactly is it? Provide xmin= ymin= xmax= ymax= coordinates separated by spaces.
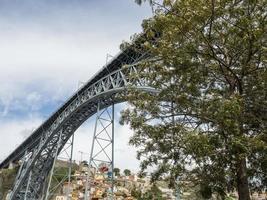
xmin=5 ymin=59 xmax=156 ymax=199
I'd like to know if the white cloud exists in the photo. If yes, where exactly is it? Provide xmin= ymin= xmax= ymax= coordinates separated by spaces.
xmin=25 ymin=92 xmax=42 ymax=110
xmin=0 ymin=30 xmax=143 ymax=170
xmin=0 ymin=32 xmax=114 ymax=85
xmin=0 ymin=117 xmax=43 ymax=161
xmin=0 ymin=29 xmax=137 ymax=117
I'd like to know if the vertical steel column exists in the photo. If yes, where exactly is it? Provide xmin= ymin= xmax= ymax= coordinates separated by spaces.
xmin=67 ymin=134 xmax=74 ymax=200
xmin=15 ymin=150 xmax=27 ymax=184
xmin=84 ymin=102 xmax=115 ymax=200
xmin=111 ymin=103 xmax=115 ymax=198
xmin=44 ymin=130 xmax=63 ymax=200
xmin=43 ymin=131 xmax=75 ymax=200
xmin=84 ymin=102 xmax=100 ymax=200
xmin=24 ymin=171 xmax=32 ymax=200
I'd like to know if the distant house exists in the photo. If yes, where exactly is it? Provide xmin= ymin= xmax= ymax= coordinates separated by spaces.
xmin=135 ymin=179 xmax=145 ymax=188
xmin=250 ymin=192 xmax=267 ymax=200
xmin=116 ymin=186 xmax=130 ymax=196
xmin=55 ymin=196 xmax=67 ymax=200
xmin=81 ymin=166 xmax=89 ymax=173
xmin=62 ymin=182 xmax=73 ymax=195
xmin=159 ymin=187 xmax=176 ymax=200
xmin=74 ymin=170 xmax=81 ymax=177
xmin=128 ymin=174 xmax=138 ymax=182
xmin=93 ymin=188 xmax=104 ymax=198
xmin=95 ymin=173 xmax=105 ymax=183
xmin=77 ymin=180 xmax=83 ymax=186
xmin=78 ymin=191 xmax=84 ymax=199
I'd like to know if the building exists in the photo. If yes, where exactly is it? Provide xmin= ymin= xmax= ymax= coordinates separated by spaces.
xmin=62 ymin=182 xmax=73 ymax=196
xmin=55 ymin=196 xmax=67 ymax=200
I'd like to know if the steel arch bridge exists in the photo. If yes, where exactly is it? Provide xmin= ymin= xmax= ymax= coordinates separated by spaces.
xmin=0 ymin=44 xmax=156 ymax=200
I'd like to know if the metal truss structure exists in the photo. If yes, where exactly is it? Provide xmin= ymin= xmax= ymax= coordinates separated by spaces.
xmin=44 ymin=134 xmax=74 ymax=200
xmin=84 ymin=103 xmax=115 ymax=200
xmin=1 ymin=47 xmax=156 ymax=199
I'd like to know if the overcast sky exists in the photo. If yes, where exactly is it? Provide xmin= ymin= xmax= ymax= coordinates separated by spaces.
xmin=0 ymin=0 xmax=152 ymax=172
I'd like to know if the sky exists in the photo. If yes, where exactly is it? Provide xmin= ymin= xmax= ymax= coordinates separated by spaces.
xmin=0 ymin=0 xmax=152 ymax=172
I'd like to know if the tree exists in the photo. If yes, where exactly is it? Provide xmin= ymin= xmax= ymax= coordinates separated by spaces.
xmin=114 ymin=167 xmax=120 ymax=176
xmin=131 ymin=186 xmax=142 ymax=199
xmin=131 ymin=184 xmax=163 ymax=200
xmin=138 ymin=171 xmax=147 ymax=178
xmin=124 ymin=169 xmax=131 ymax=176
xmin=143 ymin=184 xmax=164 ymax=200
xmin=121 ymin=0 xmax=267 ymax=199
xmin=81 ymin=160 xmax=88 ymax=166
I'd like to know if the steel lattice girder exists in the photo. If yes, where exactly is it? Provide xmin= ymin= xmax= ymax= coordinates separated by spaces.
xmin=0 ymin=47 xmax=149 ymax=170
xmin=7 ymin=63 xmax=157 ymax=200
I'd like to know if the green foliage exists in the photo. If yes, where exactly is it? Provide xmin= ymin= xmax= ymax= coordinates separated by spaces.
xmin=81 ymin=160 xmax=88 ymax=166
xmin=53 ymin=167 xmax=70 ymax=182
xmin=143 ymin=184 xmax=164 ymax=200
xmin=114 ymin=167 xmax=120 ymax=176
xmin=0 ymin=167 xmax=18 ymax=199
xmin=199 ymin=184 xmax=212 ymax=199
xmin=122 ymin=0 xmax=267 ymax=199
xmin=51 ymin=163 xmax=77 ymax=190
xmin=131 ymin=186 xmax=142 ymax=198
xmin=138 ymin=171 xmax=147 ymax=178
xmin=131 ymin=184 xmax=165 ymax=200
xmin=124 ymin=169 xmax=131 ymax=176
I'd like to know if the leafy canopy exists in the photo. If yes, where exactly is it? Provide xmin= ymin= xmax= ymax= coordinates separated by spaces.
xmin=122 ymin=0 xmax=267 ymax=198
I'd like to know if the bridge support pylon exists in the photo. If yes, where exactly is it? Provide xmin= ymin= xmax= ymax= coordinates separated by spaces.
xmin=84 ymin=102 xmax=115 ymax=200
xmin=43 ymin=132 xmax=75 ymax=200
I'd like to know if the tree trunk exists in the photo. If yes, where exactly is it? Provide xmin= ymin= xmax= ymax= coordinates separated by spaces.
xmin=236 ymin=157 xmax=250 ymax=200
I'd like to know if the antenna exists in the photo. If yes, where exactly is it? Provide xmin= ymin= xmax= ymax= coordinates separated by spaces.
xmin=78 ymin=151 xmax=89 ymax=164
